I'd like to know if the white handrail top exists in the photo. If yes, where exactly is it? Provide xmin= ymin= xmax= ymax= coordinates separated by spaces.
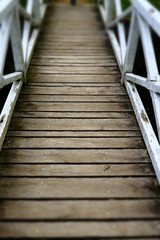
xmin=132 ymin=0 xmax=160 ymax=36
xmin=0 ymin=0 xmax=17 ymax=22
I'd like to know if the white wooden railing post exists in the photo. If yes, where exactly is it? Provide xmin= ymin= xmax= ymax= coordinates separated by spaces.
xmin=22 ymin=0 xmax=34 ymax=81
xmin=114 ymin=0 xmax=126 ymax=64
xmin=105 ymin=0 xmax=114 ymax=24
xmin=121 ymin=9 xmax=139 ymax=84
xmin=0 ymin=13 xmax=14 ymax=87
xmin=33 ymin=0 xmax=41 ymax=23
xmin=10 ymin=6 xmax=25 ymax=74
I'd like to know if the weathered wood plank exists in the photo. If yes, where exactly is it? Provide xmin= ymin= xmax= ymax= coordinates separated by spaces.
xmin=18 ymin=95 xmax=128 ymax=102
xmin=20 ymin=86 xmax=126 ymax=95
xmin=39 ymin=31 xmax=107 ymax=36
xmin=7 ymin=130 xmax=141 ymax=137
xmin=38 ymin=38 xmax=108 ymax=43
xmin=15 ymin=102 xmax=132 ymax=112
xmin=30 ymin=59 xmax=117 ymax=66
xmin=38 ymin=37 xmax=108 ymax=43
xmin=32 ymin=52 xmax=115 ymax=57
xmin=35 ymin=49 xmax=114 ymax=53
xmin=0 ymin=178 xmax=159 ymax=198
xmin=36 ymin=41 xmax=110 ymax=47
xmin=28 ymin=66 xmax=119 ymax=74
xmin=0 ymin=164 xmax=154 ymax=177
xmin=13 ymin=111 xmax=134 ymax=119
xmin=9 ymin=118 xmax=139 ymax=131
xmin=0 ymin=149 xmax=150 ymax=163
xmin=31 ymin=54 xmax=114 ymax=59
xmin=0 ymin=221 xmax=160 ymax=238
xmin=25 ymin=83 xmax=121 ymax=87
xmin=3 ymin=137 xmax=145 ymax=149
xmin=35 ymin=45 xmax=111 ymax=50
xmin=0 ymin=199 xmax=159 ymax=220
xmin=26 ymin=74 xmax=120 ymax=83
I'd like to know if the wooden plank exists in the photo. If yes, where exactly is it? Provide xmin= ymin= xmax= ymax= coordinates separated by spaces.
xmin=26 ymin=74 xmax=120 ymax=83
xmin=0 ymin=177 xmax=159 ymax=198
xmin=35 ymin=45 xmax=111 ymax=51
xmin=28 ymin=66 xmax=119 ymax=74
xmin=7 ymin=130 xmax=141 ymax=137
xmin=39 ymin=36 xmax=108 ymax=40
xmin=18 ymin=95 xmax=128 ymax=102
xmin=3 ymin=137 xmax=145 ymax=149
xmin=30 ymin=61 xmax=118 ymax=67
xmin=9 ymin=118 xmax=139 ymax=131
xmin=30 ymin=59 xmax=117 ymax=66
xmin=0 ymin=164 xmax=154 ymax=177
xmin=36 ymin=41 xmax=109 ymax=46
xmin=39 ymin=36 xmax=107 ymax=42
xmin=32 ymin=52 xmax=115 ymax=57
xmin=20 ymin=86 xmax=127 ymax=95
xmin=0 ymin=199 xmax=159 ymax=220
xmin=26 ymin=83 xmax=121 ymax=87
xmin=15 ymin=102 xmax=132 ymax=112
xmin=0 ymin=149 xmax=150 ymax=163
xmin=12 ymin=111 xmax=134 ymax=119
xmin=0 ymin=221 xmax=160 ymax=238
xmin=41 ymin=23 xmax=105 ymax=28
xmin=39 ymin=31 xmax=106 ymax=35
xmin=33 ymin=51 xmax=114 ymax=56
xmin=31 ymin=54 xmax=113 ymax=59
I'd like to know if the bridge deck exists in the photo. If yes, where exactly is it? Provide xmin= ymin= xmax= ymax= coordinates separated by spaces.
xmin=0 ymin=3 xmax=160 ymax=238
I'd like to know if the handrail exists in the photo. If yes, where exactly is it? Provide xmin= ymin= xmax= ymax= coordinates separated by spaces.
xmin=98 ymin=0 xmax=160 ymax=183
xmin=0 ymin=0 xmax=48 ymax=149
xmin=0 ymin=0 xmax=17 ymax=22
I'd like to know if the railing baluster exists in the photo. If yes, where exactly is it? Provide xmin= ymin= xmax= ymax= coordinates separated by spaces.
xmin=105 ymin=0 xmax=114 ymax=24
xmin=22 ymin=0 xmax=34 ymax=68
xmin=0 ymin=13 xmax=13 ymax=87
xmin=121 ymin=10 xmax=139 ymax=84
xmin=33 ymin=0 xmax=41 ymax=22
xmin=10 ymin=7 xmax=25 ymax=74
xmin=114 ymin=0 xmax=126 ymax=64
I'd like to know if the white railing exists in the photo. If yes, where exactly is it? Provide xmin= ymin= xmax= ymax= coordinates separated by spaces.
xmin=98 ymin=0 xmax=160 ymax=183
xmin=0 ymin=0 xmax=48 ymax=149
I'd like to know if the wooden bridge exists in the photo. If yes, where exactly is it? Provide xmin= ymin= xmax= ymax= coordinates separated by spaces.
xmin=0 ymin=0 xmax=160 ymax=238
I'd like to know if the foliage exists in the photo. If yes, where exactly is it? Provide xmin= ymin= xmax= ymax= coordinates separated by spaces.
xmin=19 ymin=0 xmax=27 ymax=8
xmin=121 ymin=0 xmax=130 ymax=10
xmin=149 ymin=0 xmax=160 ymax=9
xmin=121 ymin=0 xmax=160 ymax=10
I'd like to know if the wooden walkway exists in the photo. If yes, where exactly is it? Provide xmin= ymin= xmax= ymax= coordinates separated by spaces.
xmin=0 ymin=3 xmax=160 ymax=238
